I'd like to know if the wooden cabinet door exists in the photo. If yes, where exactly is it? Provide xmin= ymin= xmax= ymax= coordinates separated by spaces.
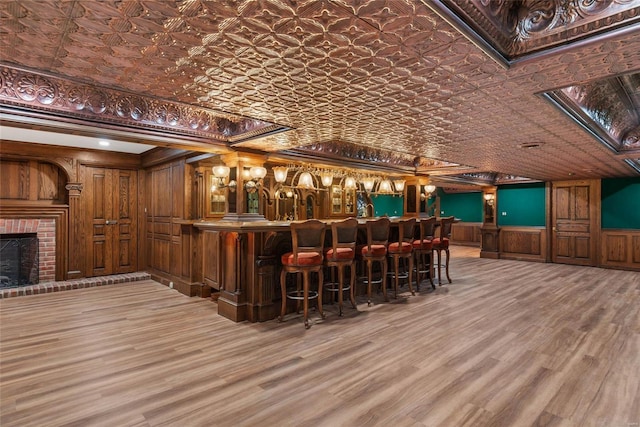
xmin=84 ymin=167 xmax=138 ymax=276
xmin=551 ymin=179 xmax=599 ymax=266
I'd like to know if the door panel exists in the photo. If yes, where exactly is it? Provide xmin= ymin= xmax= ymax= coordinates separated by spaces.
xmin=551 ymin=180 xmax=599 ymax=266
xmin=575 ymin=237 xmax=591 ymax=259
xmin=84 ymin=166 xmax=137 ymax=276
xmin=88 ymin=169 xmax=112 ymax=275
xmin=113 ymin=170 xmax=137 ymax=273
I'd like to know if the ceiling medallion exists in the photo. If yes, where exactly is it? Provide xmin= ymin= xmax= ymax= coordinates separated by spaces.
xmin=0 ymin=64 xmax=289 ymax=146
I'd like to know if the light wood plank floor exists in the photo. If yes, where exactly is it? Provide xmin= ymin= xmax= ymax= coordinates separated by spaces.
xmin=2 ymin=247 xmax=640 ymax=427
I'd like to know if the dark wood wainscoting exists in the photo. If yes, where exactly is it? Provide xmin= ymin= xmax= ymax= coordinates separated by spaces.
xmin=451 ymin=222 xmax=482 ymax=246
xmin=600 ymin=230 xmax=640 ymax=271
xmin=499 ymin=226 xmax=548 ymax=262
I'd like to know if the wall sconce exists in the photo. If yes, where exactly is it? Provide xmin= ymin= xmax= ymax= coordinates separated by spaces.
xmin=393 ymin=179 xmax=405 ymax=193
xmin=211 ymin=165 xmax=237 ymax=192
xmin=420 ymin=184 xmax=436 ymax=200
xmin=276 ymin=189 xmax=295 ymax=199
xmin=361 ymin=176 xmax=376 ymax=193
xmin=319 ymin=170 xmax=334 ymax=187
xmin=344 ymin=176 xmax=357 ymax=190
xmin=244 ymin=166 xmax=267 ymax=193
xmin=377 ymin=179 xmax=394 ymax=194
xmin=483 ymin=193 xmax=495 ymax=206
xmin=273 ymin=166 xmax=289 ymax=183
xmin=297 ymin=171 xmax=316 ymax=189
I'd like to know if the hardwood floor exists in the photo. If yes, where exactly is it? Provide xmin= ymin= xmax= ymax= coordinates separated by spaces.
xmin=2 ymin=246 xmax=639 ymax=427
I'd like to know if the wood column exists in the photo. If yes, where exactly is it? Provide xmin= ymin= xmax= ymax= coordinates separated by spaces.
xmin=65 ymin=182 xmax=84 ymax=278
xmin=480 ymin=188 xmax=500 ymax=259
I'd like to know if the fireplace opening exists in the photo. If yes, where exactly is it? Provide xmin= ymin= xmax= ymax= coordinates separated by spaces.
xmin=0 ymin=233 xmax=39 ymax=289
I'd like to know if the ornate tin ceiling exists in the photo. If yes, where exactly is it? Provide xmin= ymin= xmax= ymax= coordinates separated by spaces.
xmin=1 ymin=0 xmax=640 ymax=184
xmin=428 ymin=0 xmax=640 ymax=63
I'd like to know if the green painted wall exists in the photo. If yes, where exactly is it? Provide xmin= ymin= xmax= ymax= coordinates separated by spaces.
xmin=496 ymin=183 xmax=546 ymax=226
xmin=439 ymin=191 xmax=483 ymax=222
xmin=372 ymin=194 xmax=404 ymax=217
xmin=601 ymin=177 xmax=640 ymax=229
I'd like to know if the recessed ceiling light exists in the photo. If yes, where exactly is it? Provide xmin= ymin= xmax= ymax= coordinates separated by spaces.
xmin=98 ymin=140 xmax=110 ymax=147
xmin=518 ymin=142 xmax=544 ymax=149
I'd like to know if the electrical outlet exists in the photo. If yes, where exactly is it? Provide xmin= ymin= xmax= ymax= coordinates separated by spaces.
xmin=169 ymin=282 xmax=174 ymax=289
xmin=502 ymin=211 xmax=507 ymax=216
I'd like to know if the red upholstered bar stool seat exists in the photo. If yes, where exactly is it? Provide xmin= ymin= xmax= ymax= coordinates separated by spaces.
xmin=388 ymin=218 xmax=416 ymax=299
xmin=432 ymin=216 xmax=455 ymax=285
xmin=360 ymin=217 xmax=390 ymax=306
xmin=413 ymin=216 xmax=437 ymax=291
xmin=279 ymin=219 xmax=327 ymax=329
xmin=324 ymin=217 xmax=358 ymax=316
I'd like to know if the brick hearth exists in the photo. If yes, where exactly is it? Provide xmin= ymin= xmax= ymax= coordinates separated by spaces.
xmin=0 ymin=272 xmax=151 ymax=299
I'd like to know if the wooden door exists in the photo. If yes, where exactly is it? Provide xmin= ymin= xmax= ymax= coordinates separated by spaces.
xmin=551 ymin=179 xmax=599 ymax=266
xmin=84 ymin=167 xmax=138 ymax=276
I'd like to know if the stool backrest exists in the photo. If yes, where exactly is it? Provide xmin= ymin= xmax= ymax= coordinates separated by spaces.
xmin=397 ymin=218 xmax=416 ymax=243
xmin=419 ymin=216 xmax=437 ymax=241
xmin=290 ymin=219 xmax=326 ymax=263
xmin=439 ymin=216 xmax=455 ymax=239
xmin=366 ymin=217 xmax=390 ymax=248
xmin=331 ymin=217 xmax=358 ymax=248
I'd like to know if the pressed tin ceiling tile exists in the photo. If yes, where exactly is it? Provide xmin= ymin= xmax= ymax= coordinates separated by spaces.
xmin=1 ymin=0 xmax=639 ymax=182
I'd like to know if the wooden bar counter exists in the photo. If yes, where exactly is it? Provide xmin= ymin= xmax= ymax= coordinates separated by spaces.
xmin=194 ymin=217 xmax=408 ymax=322
xmin=194 ymin=219 xmax=292 ymax=323
xmin=194 ymin=217 xmax=452 ymax=322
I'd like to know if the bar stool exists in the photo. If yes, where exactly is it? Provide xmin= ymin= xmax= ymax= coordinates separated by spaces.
xmin=432 ymin=216 xmax=455 ymax=285
xmin=324 ymin=217 xmax=358 ymax=316
xmin=388 ymin=218 xmax=416 ymax=298
xmin=413 ymin=216 xmax=436 ymax=290
xmin=360 ymin=217 xmax=390 ymax=306
xmin=279 ymin=219 xmax=326 ymax=329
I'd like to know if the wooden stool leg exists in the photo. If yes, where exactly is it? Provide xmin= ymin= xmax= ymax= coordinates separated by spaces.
xmin=367 ymin=259 xmax=373 ymax=306
xmin=437 ymin=249 xmax=442 ymax=285
xmin=394 ymin=256 xmax=400 ymax=299
xmin=407 ymin=255 xmax=415 ymax=295
xmin=279 ymin=269 xmax=287 ymax=321
xmin=428 ymin=251 xmax=435 ymax=289
xmin=445 ymin=248 xmax=451 ymax=283
xmin=337 ymin=265 xmax=344 ymax=316
xmin=381 ymin=259 xmax=388 ymax=302
xmin=318 ymin=269 xmax=324 ymax=319
xmin=349 ymin=263 xmax=357 ymax=309
xmin=296 ymin=273 xmax=302 ymax=313
xmin=303 ymin=271 xmax=310 ymax=328
xmin=414 ymin=252 xmax=421 ymax=291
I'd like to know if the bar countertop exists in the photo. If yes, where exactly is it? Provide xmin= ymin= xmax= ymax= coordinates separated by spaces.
xmin=192 ymin=216 xmax=420 ymax=232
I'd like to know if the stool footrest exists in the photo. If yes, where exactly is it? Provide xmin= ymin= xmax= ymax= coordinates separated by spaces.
xmin=325 ymin=282 xmax=351 ymax=292
xmin=286 ymin=290 xmax=319 ymax=300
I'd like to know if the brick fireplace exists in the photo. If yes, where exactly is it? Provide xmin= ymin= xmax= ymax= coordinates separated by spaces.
xmin=0 ymin=218 xmax=56 ymax=285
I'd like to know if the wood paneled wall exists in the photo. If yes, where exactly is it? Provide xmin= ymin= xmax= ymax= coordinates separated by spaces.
xmin=0 ymin=159 xmax=67 ymax=202
xmin=499 ymin=226 xmax=548 ymax=262
xmin=600 ymin=230 xmax=640 ymax=271
xmin=1 ymin=141 xmax=141 ymax=279
xmin=144 ymin=158 xmax=208 ymax=296
xmin=450 ymin=222 xmax=482 ymax=246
